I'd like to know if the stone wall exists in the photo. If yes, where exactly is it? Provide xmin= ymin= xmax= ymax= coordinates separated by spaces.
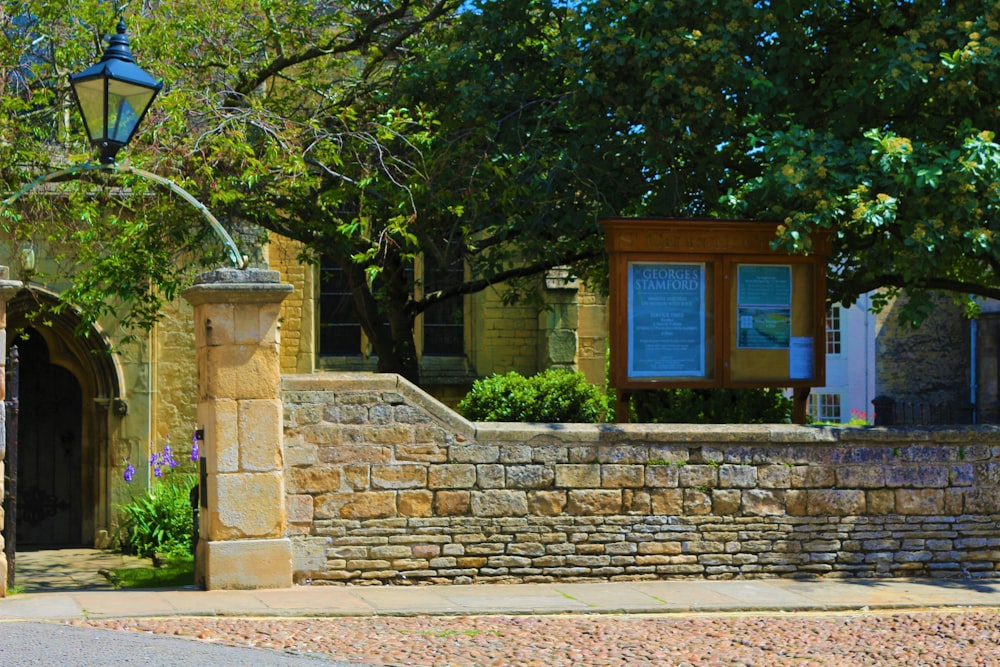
xmin=283 ymin=373 xmax=1000 ymax=584
xmin=153 ymin=299 xmax=198 ymax=447
xmin=875 ymin=293 xmax=970 ymax=406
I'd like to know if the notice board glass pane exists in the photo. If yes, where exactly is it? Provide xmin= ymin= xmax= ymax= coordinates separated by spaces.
xmin=729 ymin=261 xmax=816 ymax=383
xmin=626 ymin=261 xmax=714 ymax=381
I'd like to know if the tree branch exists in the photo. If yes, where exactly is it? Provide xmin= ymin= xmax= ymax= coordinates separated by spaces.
xmin=231 ymin=0 xmax=458 ymax=101
xmin=834 ymin=273 xmax=1000 ymax=302
xmin=410 ymin=248 xmax=602 ymax=316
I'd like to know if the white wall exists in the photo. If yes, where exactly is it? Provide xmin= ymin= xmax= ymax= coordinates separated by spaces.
xmin=812 ymin=294 xmax=877 ymax=423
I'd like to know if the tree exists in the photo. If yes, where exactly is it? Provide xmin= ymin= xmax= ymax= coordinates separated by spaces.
xmin=5 ymin=0 xmax=998 ymax=380
xmin=577 ymin=0 xmax=1000 ymax=323
xmin=161 ymin=0 xmax=625 ymax=382
xmin=3 ymin=0 xmax=625 ymax=382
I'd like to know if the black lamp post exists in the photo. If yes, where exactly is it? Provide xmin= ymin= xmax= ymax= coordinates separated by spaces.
xmin=9 ymin=18 xmax=245 ymax=267
xmin=68 ymin=18 xmax=163 ymax=164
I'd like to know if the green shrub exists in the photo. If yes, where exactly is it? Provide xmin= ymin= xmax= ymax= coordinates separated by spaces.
xmin=119 ymin=473 xmax=197 ymax=559
xmin=458 ymin=368 xmax=609 ymax=423
xmin=630 ymin=387 xmax=792 ymax=424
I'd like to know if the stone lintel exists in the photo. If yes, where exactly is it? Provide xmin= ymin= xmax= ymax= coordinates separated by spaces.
xmin=202 ymin=538 xmax=293 ymax=590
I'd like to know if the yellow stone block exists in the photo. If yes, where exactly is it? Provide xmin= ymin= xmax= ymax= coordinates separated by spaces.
xmin=198 ymin=399 xmax=239 ymax=474
xmin=207 ymin=471 xmax=285 ymax=540
xmin=234 ymin=302 xmax=281 ymax=346
xmin=201 ymin=303 xmax=236 ymax=347
xmin=287 ymin=466 xmax=342 ymax=494
xmin=202 ymin=538 xmax=293 ymax=590
xmin=397 ymin=490 xmax=433 ymax=517
xmin=286 ymin=494 xmax=314 ymax=523
xmin=202 ymin=344 xmax=281 ymax=401
xmin=238 ymin=399 xmax=283 ymax=472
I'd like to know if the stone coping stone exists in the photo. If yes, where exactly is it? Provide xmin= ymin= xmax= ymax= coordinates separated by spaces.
xmin=281 ymin=372 xmax=1000 ymax=447
xmin=183 ymin=270 xmax=294 ymax=305
xmin=283 ymin=372 xmax=476 ymax=439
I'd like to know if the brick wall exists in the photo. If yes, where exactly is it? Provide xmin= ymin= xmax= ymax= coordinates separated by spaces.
xmin=266 ymin=235 xmax=313 ymax=375
xmin=282 ymin=373 xmax=1000 ymax=584
xmin=470 ymin=284 xmax=541 ymax=377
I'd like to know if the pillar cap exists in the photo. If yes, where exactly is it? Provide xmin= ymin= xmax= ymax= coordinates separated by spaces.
xmin=182 ymin=268 xmax=292 ymax=306
xmin=194 ymin=268 xmax=282 ymax=285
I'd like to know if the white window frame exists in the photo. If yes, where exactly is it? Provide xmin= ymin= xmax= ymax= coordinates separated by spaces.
xmin=809 ymin=391 xmax=844 ymax=423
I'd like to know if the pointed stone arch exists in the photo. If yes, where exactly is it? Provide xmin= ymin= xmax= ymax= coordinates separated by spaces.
xmin=6 ymin=287 xmax=126 ymax=546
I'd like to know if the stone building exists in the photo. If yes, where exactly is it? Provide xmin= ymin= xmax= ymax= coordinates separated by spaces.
xmin=0 ymin=232 xmax=608 ymax=550
xmin=265 ymin=235 xmax=609 ymax=404
xmin=873 ymin=293 xmax=993 ymax=425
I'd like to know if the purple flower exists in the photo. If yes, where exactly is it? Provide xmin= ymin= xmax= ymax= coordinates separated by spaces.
xmin=153 ymin=464 xmax=163 ymax=478
xmin=123 ymin=461 xmax=135 ymax=483
xmin=191 ymin=430 xmax=200 ymax=462
xmin=163 ymin=442 xmax=179 ymax=469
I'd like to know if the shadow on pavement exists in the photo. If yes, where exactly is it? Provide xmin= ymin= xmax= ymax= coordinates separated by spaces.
xmin=11 ymin=547 xmax=149 ymax=594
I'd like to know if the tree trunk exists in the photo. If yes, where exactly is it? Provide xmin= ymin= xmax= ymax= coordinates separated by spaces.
xmin=343 ymin=256 xmax=421 ymax=385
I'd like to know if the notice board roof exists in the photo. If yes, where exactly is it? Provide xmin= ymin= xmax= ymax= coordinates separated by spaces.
xmin=600 ymin=218 xmax=832 ymax=256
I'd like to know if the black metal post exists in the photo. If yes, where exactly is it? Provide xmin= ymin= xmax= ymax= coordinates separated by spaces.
xmin=4 ymin=346 xmax=19 ymax=588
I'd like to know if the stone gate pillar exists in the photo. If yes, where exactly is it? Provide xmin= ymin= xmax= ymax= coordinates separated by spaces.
xmin=182 ymin=268 xmax=293 ymax=590
xmin=0 ymin=268 xmax=23 ymax=598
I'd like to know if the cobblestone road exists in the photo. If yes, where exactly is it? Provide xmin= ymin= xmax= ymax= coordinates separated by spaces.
xmin=74 ymin=608 xmax=1000 ymax=666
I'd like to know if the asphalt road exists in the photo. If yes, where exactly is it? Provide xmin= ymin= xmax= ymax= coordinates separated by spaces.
xmin=0 ymin=621 xmax=375 ymax=667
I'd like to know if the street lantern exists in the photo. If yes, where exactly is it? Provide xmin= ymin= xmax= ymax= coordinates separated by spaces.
xmin=68 ymin=18 xmax=163 ymax=164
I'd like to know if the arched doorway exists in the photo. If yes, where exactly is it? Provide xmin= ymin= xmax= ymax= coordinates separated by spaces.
xmin=6 ymin=288 xmax=125 ymax=547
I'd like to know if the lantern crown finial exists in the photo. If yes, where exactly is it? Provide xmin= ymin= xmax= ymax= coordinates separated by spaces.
xmin=102 ymin=19 xmax=136 ymax=64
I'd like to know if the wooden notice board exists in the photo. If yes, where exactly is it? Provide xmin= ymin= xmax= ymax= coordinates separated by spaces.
xmin=601 ymin=218 xmax=830 ymax=421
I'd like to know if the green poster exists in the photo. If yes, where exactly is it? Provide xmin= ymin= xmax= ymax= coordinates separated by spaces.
xmin=738 ymin=264 xmax=791 ymax=306
xmin=737 ymin=265 xmax=791 ymax=349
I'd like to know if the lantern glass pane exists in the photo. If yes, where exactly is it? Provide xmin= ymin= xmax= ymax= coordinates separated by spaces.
xmin=106 ymin=79 xmax=156 ymax=144
xmin=72 ymin=77 xmax=106 ymax=141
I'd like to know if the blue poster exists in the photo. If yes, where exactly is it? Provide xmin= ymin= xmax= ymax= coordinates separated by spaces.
xmin=628 ymin=262 xmax=705 ymax=378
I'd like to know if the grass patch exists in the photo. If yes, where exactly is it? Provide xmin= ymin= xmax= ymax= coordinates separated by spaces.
xmin=102 ymin=555 xmax=194 ymax=589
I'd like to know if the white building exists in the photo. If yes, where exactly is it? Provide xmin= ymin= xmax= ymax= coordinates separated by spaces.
xmin=808 ymin=296 xmax=877 ymax=424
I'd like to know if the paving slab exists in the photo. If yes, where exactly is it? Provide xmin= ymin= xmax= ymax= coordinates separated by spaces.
xmin=643 ymin=580 xmax=820 ymax=611
xmin=390 ymin=583 xmax=595 ymax=615
xmin=231 ymin=588 xmax=378 ymax=616
xmin=0 ymin=593 xmax=87 ymax=620
xmin=768 ymin=577 xmax=1000 ymax=609
xmin=3 ymin=549 xmax=1000 ymax=621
